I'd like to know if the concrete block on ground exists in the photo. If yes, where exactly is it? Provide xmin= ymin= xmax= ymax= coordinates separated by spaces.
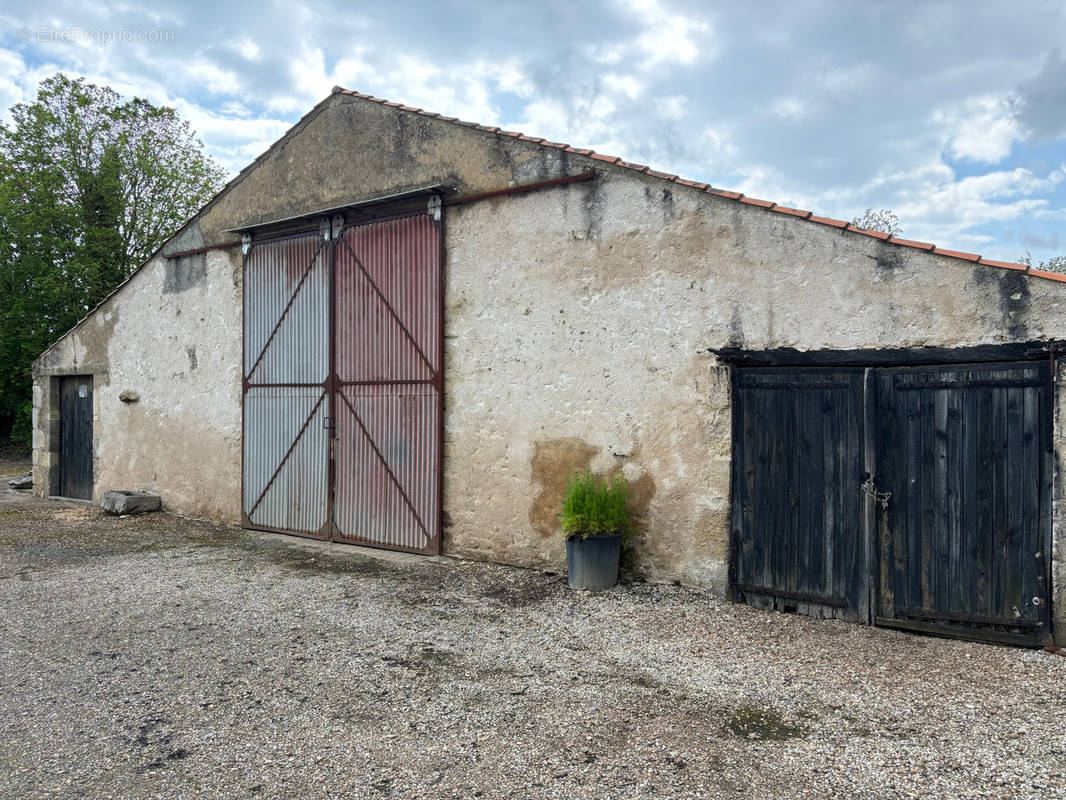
xmin=7 ymin=474 xmax=32 ymax=490
xmin=101 ymin=490 xmax=161 ymax=515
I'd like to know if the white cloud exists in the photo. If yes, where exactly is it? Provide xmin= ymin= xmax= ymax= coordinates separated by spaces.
xmin=935 ymin=94 xmax=1024 ymax=164
xmin=594 ymin=0 xmax=714 ymax=69
xmin=771 ymin=97 xmax=805 ymax=121
xmin=603 ymin=72 xmax=643 ymax=100
xmin=656 ymin=94 xmax=686 ymax=120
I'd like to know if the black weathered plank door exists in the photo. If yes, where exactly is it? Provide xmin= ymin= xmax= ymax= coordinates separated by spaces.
xmin=873 ymin=363 xmax=1052 ymax=645
xmin=731 ymin=368 xmax=868 ymax=622
xmin=59 ymin=376 xmax=93 ymax=500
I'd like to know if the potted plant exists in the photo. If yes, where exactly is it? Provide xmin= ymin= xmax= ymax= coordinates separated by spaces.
xmin=561 ymin=470 xmax=630 ymax=591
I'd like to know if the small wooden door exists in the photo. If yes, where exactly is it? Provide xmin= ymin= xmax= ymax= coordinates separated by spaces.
xmin=59 ymin=376 xmax=93 ymax=500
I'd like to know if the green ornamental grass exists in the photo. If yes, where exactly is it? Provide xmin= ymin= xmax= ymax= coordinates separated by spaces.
xmin=561 ymin=471 xmax=631 ymax=538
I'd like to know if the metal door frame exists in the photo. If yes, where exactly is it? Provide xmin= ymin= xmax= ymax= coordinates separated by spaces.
xmin=240 ymin=195 xmax=444 ymax=555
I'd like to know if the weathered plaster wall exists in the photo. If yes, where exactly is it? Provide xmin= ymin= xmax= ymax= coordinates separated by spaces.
xmin=440 ymin=169 xmax=1066 ymax=603
xmin=33 ymin=248 xmax=242 ymax=521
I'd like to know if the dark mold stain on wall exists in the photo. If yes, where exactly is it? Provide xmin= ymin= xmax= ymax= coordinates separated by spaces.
xmin=163 ymin=253 xmax=207 ymax=294
xmin=973 ymin=264 xmax=1032 ymax=339
xmin=997 ymin=270 xmax=1031 ymax=339
xmin=873 ymin=244 xmax=905 ymax=272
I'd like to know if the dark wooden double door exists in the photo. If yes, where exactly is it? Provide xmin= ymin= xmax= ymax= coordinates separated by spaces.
xmin=731 ymin=362 xmax=1052 ymax=645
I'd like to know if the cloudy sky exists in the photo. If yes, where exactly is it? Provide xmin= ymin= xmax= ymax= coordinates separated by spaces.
xmin=3 ymin=0 xmax=1066 ymax=264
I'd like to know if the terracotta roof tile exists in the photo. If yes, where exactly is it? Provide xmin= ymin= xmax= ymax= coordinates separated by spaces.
xmin=1028 ymin=268 xmax=1066 ymax=282
xmin=931 ymin=247 xmax=981 ymax=262
xmin=886 ymin=236 xmax=935 ymax=251
xmin=333 ymin=87 xmax=1066 ymax=288
xmin=808 ymin=215 xmax=848 ymax=228
xmin=978 ymin=257 xmax=1027 ymax=272
xmin=739 ymin=197 xmax=775 ymax=208
xmin=853 ymin=228 xmax=891 ymax=241
xmin=772 ymin=205 xmax=813 ymax=219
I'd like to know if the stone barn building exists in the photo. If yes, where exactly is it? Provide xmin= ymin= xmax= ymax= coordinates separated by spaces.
xmin=32 ymin=87 xmax=1066 ymax=646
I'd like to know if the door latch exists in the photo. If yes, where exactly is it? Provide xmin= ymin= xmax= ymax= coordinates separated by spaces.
xmin=861 ymin=476 xmax=891 ymax=509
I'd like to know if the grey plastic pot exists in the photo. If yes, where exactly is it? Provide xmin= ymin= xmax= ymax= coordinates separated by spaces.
xmin=565 ymin=531 xmax=622 ymax=591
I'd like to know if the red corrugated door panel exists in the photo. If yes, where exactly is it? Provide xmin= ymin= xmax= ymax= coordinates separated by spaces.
xmin=332 ymin=215 xmax=441 ymax=553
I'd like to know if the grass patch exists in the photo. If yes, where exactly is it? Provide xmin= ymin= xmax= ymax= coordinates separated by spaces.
xmin=726 ymin=705 xmax=810 ymax=741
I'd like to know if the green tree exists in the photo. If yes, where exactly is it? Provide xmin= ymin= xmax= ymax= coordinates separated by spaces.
xmin=0 ymin=74 xmax=227 ymax=446
xmin=1018 ymin=252 xmax=1066 ymax=274
xmin=850 ymin=208 xmax=902 ymax=236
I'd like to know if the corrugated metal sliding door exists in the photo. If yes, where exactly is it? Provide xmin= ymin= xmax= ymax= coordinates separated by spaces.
xmin=332 ymin=216 xmax=442 ymax=554
xmin=242 ymin=233 xmax=330 ymax=536
xmin=873 ymin=362 xmax=1052 ymax=645
xmin=242 ymin=211 xmax=442 ymax=554
xmin=730 ymin=368 xmax=868 ymax=622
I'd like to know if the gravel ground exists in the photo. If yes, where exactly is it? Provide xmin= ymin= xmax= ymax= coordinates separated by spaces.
xmin=0 ymin=491 xmax=1064 ymax=799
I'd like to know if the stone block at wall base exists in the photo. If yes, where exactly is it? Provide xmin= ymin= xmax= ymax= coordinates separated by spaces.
xmin=101 ymin=490 xmax=161 ymax=515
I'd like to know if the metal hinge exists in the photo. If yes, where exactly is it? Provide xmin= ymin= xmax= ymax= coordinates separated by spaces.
xmin=427 ymin=195 xmax=441 ymax=222
xmin=241 ymin=233 xmax=252 ymax=255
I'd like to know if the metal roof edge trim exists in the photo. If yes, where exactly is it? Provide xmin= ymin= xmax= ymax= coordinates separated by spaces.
xmin=226 ymin=184 xmax=449 ymax=234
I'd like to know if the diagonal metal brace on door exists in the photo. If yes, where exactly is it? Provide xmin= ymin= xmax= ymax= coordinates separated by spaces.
xmin=338 ymin=236 xmax=435 ymax=376
xmin=337 ymin=391 xmax=430 ymax=545
xmin=245 ymin=239 xmax=327 ymax=382
xmin=247 ymin=391 xmax=327 ymax=518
